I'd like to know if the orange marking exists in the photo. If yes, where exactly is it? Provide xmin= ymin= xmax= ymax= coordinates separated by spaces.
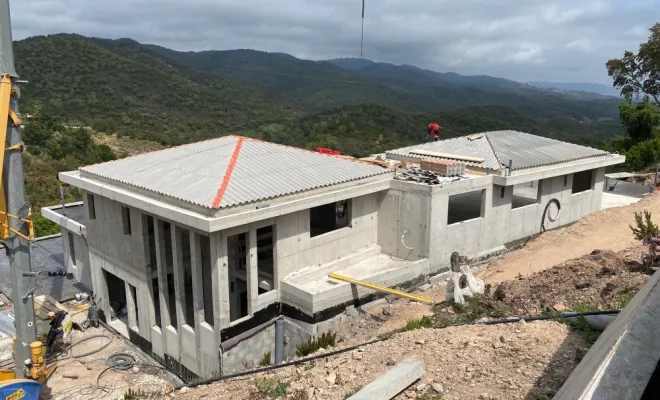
xmin=212 ymin=136 xmax=245 ymax=208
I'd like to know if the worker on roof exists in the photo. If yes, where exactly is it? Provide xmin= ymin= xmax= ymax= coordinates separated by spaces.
xmin=427 ymin=123 xmax=441 ymax=141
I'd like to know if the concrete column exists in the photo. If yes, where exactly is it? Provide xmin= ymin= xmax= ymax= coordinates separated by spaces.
xmin=172 ymin=226 xmax=188 ymax=329
xmin=212 ymin=232 xmax=230 ymax=330
xmin=154 ymin=219 xmax=172 ymax=328
xmin=247 ymin=228 xmax=258 ymax=315
xmin=190 ymin=232 xmax=204 ymax=330
xmin=125 ymin=281 xmax=138 ymax=330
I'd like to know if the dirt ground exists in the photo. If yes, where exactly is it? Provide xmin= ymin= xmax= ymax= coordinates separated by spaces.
xmin=478 ymin=191 xmax=660 ymax=284
xmin=177 ymin=320 xmax=585 ymax=400
xmin=41 ymin=326 xmax=174 ymax=400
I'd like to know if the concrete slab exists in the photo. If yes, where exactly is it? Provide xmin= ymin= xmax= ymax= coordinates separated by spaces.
xmin=348 ymin=360 xmax=424 ymax=400
xmin=601 ymin=193 xmax=641 ymax=209
xmin=282 ymin=253 xmax=430 ymax=315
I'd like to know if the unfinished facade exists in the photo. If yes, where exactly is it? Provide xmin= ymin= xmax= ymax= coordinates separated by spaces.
xmin=43 ymin=131 xmax=624 ymax=378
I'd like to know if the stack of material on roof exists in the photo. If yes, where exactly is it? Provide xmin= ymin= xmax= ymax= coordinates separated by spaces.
xmin=420 ymin=158 xmax=465 ymax=176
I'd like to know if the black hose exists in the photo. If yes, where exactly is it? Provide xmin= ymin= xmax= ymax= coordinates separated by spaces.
xmin=541 ymin=198 xmax=561 ymax=233
xmin=68 ymin=334 xmax=113 ymax=358
xmin=106 ymin=353 xmax=136 ymax=370
xmin=470 ymin=309 xmax=620 ymax=325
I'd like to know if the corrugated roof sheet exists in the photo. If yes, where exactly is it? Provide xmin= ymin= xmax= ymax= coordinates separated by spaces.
xmin=386 ymin=130 xmax=610 ymax=171
xmin=486 ymin=130 xmax=609 ymax=170
xmin=80 ymin=136 xmax=390 ymax=209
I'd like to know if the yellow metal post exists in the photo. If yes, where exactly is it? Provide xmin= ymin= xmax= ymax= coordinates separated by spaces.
xmin=328 ymin=273 xmax=434 ymax=304
xmin=0 ymin=73 xmax=12 ymax=238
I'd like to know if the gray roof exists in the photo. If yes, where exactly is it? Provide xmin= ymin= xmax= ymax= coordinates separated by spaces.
xmin=80 ymin=136 xmax=390 ymax=209
xmin=54 ymin=203 xmax=86 ymax=225
xmin=0 ymin=236 xmax=89 ymax=302
xmin=386 ymin=130 xmax=610 ymax=171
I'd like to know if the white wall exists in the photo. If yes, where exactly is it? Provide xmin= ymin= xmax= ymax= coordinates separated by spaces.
xmin=275 ymin=192 xmax=382 ymax=281
xmin=61 ymin=228 xmax=92 ymax=290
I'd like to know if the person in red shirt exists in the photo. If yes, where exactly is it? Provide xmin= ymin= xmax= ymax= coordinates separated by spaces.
xmin=427 ymin=123 xmax=441 ymax=141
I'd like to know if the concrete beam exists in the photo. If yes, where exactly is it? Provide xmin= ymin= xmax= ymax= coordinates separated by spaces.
xmin=247 ymin=228 xmax=258 ymax=315
xmin=348 ymin=361 xmax=424 ymax=400
xmin=171 ymin=226 xmax=188 ymax=329
xmin=493 ymin=155 xmax=625 ymax=186
xmin=154 ymin=219 xmax=172 ymax=329
xmin=41 ymin=202 xmax=87 ymax=236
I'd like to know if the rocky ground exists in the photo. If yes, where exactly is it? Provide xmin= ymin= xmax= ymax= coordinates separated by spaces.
xmin=177 ymin=320 xmax=584 ymax=400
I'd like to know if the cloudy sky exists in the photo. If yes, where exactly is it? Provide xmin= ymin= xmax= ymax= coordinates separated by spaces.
xmin=9 ymin=0 xmax=659 ymax=84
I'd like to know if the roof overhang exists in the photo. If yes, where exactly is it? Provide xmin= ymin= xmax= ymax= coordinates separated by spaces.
xmin=492 ymin=154 xmax=625 ymax=186
xmin=60 ymin=170 xmax=392 ymax=233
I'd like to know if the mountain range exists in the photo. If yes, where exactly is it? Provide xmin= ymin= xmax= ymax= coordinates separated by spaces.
xmin=13 ymin=34 xmax=623 ymax=151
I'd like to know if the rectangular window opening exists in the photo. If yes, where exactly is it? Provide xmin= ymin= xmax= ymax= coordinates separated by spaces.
xmin=68 ymin=232 xmax=76 ymax=267
xmin=227 ymin=232 xmax=248 ymax=322
xmin=572 ymin=170 xmax=593 ymax=194
xmin=256 ymin=225 xmax=275 ymax=293
xmin=180 ymin=229 xmax=194 ymax=327
xmin=87 ymin=194 xmax=96 ymax=220
xmin=512 ymin=181 xmax=539 ymax=209
xmin=121 ymin=206 xmax=132 ymax=235
xmin=128 ymin=283 xmax=139 ymax=329
xmin=200 ymin=235 xmax=214 ymax=326
xmin=310 ymin=200 xmax=351 ymax=237
xmin=447 ymin=189 xmax=485 ymax=224
xmin=161 ymin=221 xmax=177 ymax=328
xmin=564 ymin=175 xmax=568 ymax=187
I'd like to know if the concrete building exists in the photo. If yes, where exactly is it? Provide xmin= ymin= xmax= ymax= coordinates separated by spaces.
xmin=42 ymin=131 xmax=624 ymax=378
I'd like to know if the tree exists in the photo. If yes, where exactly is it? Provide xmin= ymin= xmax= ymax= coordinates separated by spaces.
xmin=618 ymin=101 xmax=660 ymax=142
xmin=606 ymin=23 xmax=660 ymax=103
xmin=630 ymin=210 xmax=659 ymax=240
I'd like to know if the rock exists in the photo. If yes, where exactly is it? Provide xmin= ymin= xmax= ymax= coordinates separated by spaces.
xmin=499 ymin=335 xmax=506 ymax=344
xmin=415 ymin=339 xmax=425 ymax=345
xmin=431 ymin=383 xmax=444 ymax=393
xmin=179 ymin=387 xmax=190 ymax=394
xmin=416 ymin=383 xmax=427 ymax=392
xmin=353 ymin=353 xmax=363 ymax=361
xmin=479 ymin=393 xmax=489 ymax=399
xmin=386 ymin=358 xmax=397 ymax=366
xmin=492 ymin=341 xmax=503 ymax=349
xmin=553 ymin=303 xmax=567 ymax=312
xmin=518 ymin=318 xmax=526 ymax=324
xmin=132 ymin=366 xmax=140 ymax=373
xmin=317 ymin=348 xmax=327 ymax=354
xmin=419 ymin=284 xmax=432 ymax=292
xmin=326 ymin=372 xmax=337 ymax=385
xmin=305 ymin=388 xmax=315 ymax=399
xmin=336 ymin=373 xmax=345 ymax=385
xmin=382 ymin=305 xmax=392 ymax=316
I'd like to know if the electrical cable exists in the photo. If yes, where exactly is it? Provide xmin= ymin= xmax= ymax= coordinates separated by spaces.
xmin=541 ymin=198 xmax=561 ymax=233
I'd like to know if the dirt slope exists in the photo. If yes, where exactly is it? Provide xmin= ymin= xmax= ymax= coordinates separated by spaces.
xmin=479 ymin=192 xmax=660 ymax=284
xmin=178 ymin=320 xmax=584 ymax=400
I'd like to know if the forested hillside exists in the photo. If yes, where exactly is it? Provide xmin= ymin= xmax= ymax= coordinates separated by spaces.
xmin=12 ymin=33 xmax=631 ymax=235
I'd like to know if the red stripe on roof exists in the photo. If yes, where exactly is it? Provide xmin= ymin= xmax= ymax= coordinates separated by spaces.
xmin=212 ymin=136 xmax=244 ymax=208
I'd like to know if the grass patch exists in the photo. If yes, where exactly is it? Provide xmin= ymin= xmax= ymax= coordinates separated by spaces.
xmin=569 ymin=315 xmax=601 ymax=345
xmin=433 ymin=295 xmax=507 ymax=328
xmin=398 ymin=316 xmax=435 ymax=332
xmin=416 ymin=390 xmax=443 ymax=400
xmin=343 ymin=385 xmax=364 ymax=399
xmin=296 ymin=331 xmax=337 ymax=357
xmin=259 ymin=351 xmax=271 ymax=367
xmin=256 ymin=378 xmax=289 ymax=398
xmin=303 ymin=360 xmax=316 ymax=371
xmin=616 ymin=292 xmax=636 ymax=309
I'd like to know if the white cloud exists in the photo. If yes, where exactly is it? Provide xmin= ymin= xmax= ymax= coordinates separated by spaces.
xmin=8 ymin=0 xmax=658 ymax=83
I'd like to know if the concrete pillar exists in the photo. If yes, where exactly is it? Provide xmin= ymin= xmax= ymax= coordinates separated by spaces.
xmin=247 ymin=228 xmax=258 ymax=315
xmin=212 ymin=232 xmax=230 ymax=331
xmin=125 ymin=281 xmax=138 ymax=330
xmin=172 ymin=226 xmax=188 ymax=329
xmin=190 ymin=232 xmax=204 ymax=330
xmin=154 ymin=219 xmax=172 ymax=328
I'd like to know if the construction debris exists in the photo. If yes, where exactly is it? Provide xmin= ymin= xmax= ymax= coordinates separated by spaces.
xmin=347 ymin=360 xmax=425 ymax=400
xmin=446 ymin=252 xmax=485 ymax=305
xmin=420 ymin=158 xmax=465 ymax=176
xmin=394 ymin=168 xmax=463 ymax=185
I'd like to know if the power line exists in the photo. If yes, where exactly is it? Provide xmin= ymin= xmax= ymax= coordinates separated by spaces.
xmin=361 ymin=0 xmax=365 ymax=58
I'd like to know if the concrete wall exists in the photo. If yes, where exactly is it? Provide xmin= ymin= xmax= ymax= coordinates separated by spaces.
xmin=222 ymin=323 xmax=276 ymax=374
xmin=275 ymin=192 xmax=382 ymax=281
xmin=61 ymin=227 xmax=92 ymax=290
xmin=381 ymin=168 xmax=607 ymax=272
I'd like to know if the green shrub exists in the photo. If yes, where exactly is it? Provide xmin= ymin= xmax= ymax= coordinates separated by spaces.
xmin=256 ymin=378 xmax=289 ymax=397
xmin=295 ymin=331 xmax=337 ymax=357
xmin=630 ymin=210 xmax=659 ymax=240
xmin=398 ymin=316 xmax=435 ymax=332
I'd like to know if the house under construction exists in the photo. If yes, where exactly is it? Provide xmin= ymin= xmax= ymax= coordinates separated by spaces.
xmin=42 ymin=130 xmax=625 ymax=378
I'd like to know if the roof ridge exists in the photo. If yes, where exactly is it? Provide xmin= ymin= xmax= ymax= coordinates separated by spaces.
xmin=211 ymin=136 xmax=245 ymax=208
xmin=483 ymin=132 xmax=504 ymax=170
